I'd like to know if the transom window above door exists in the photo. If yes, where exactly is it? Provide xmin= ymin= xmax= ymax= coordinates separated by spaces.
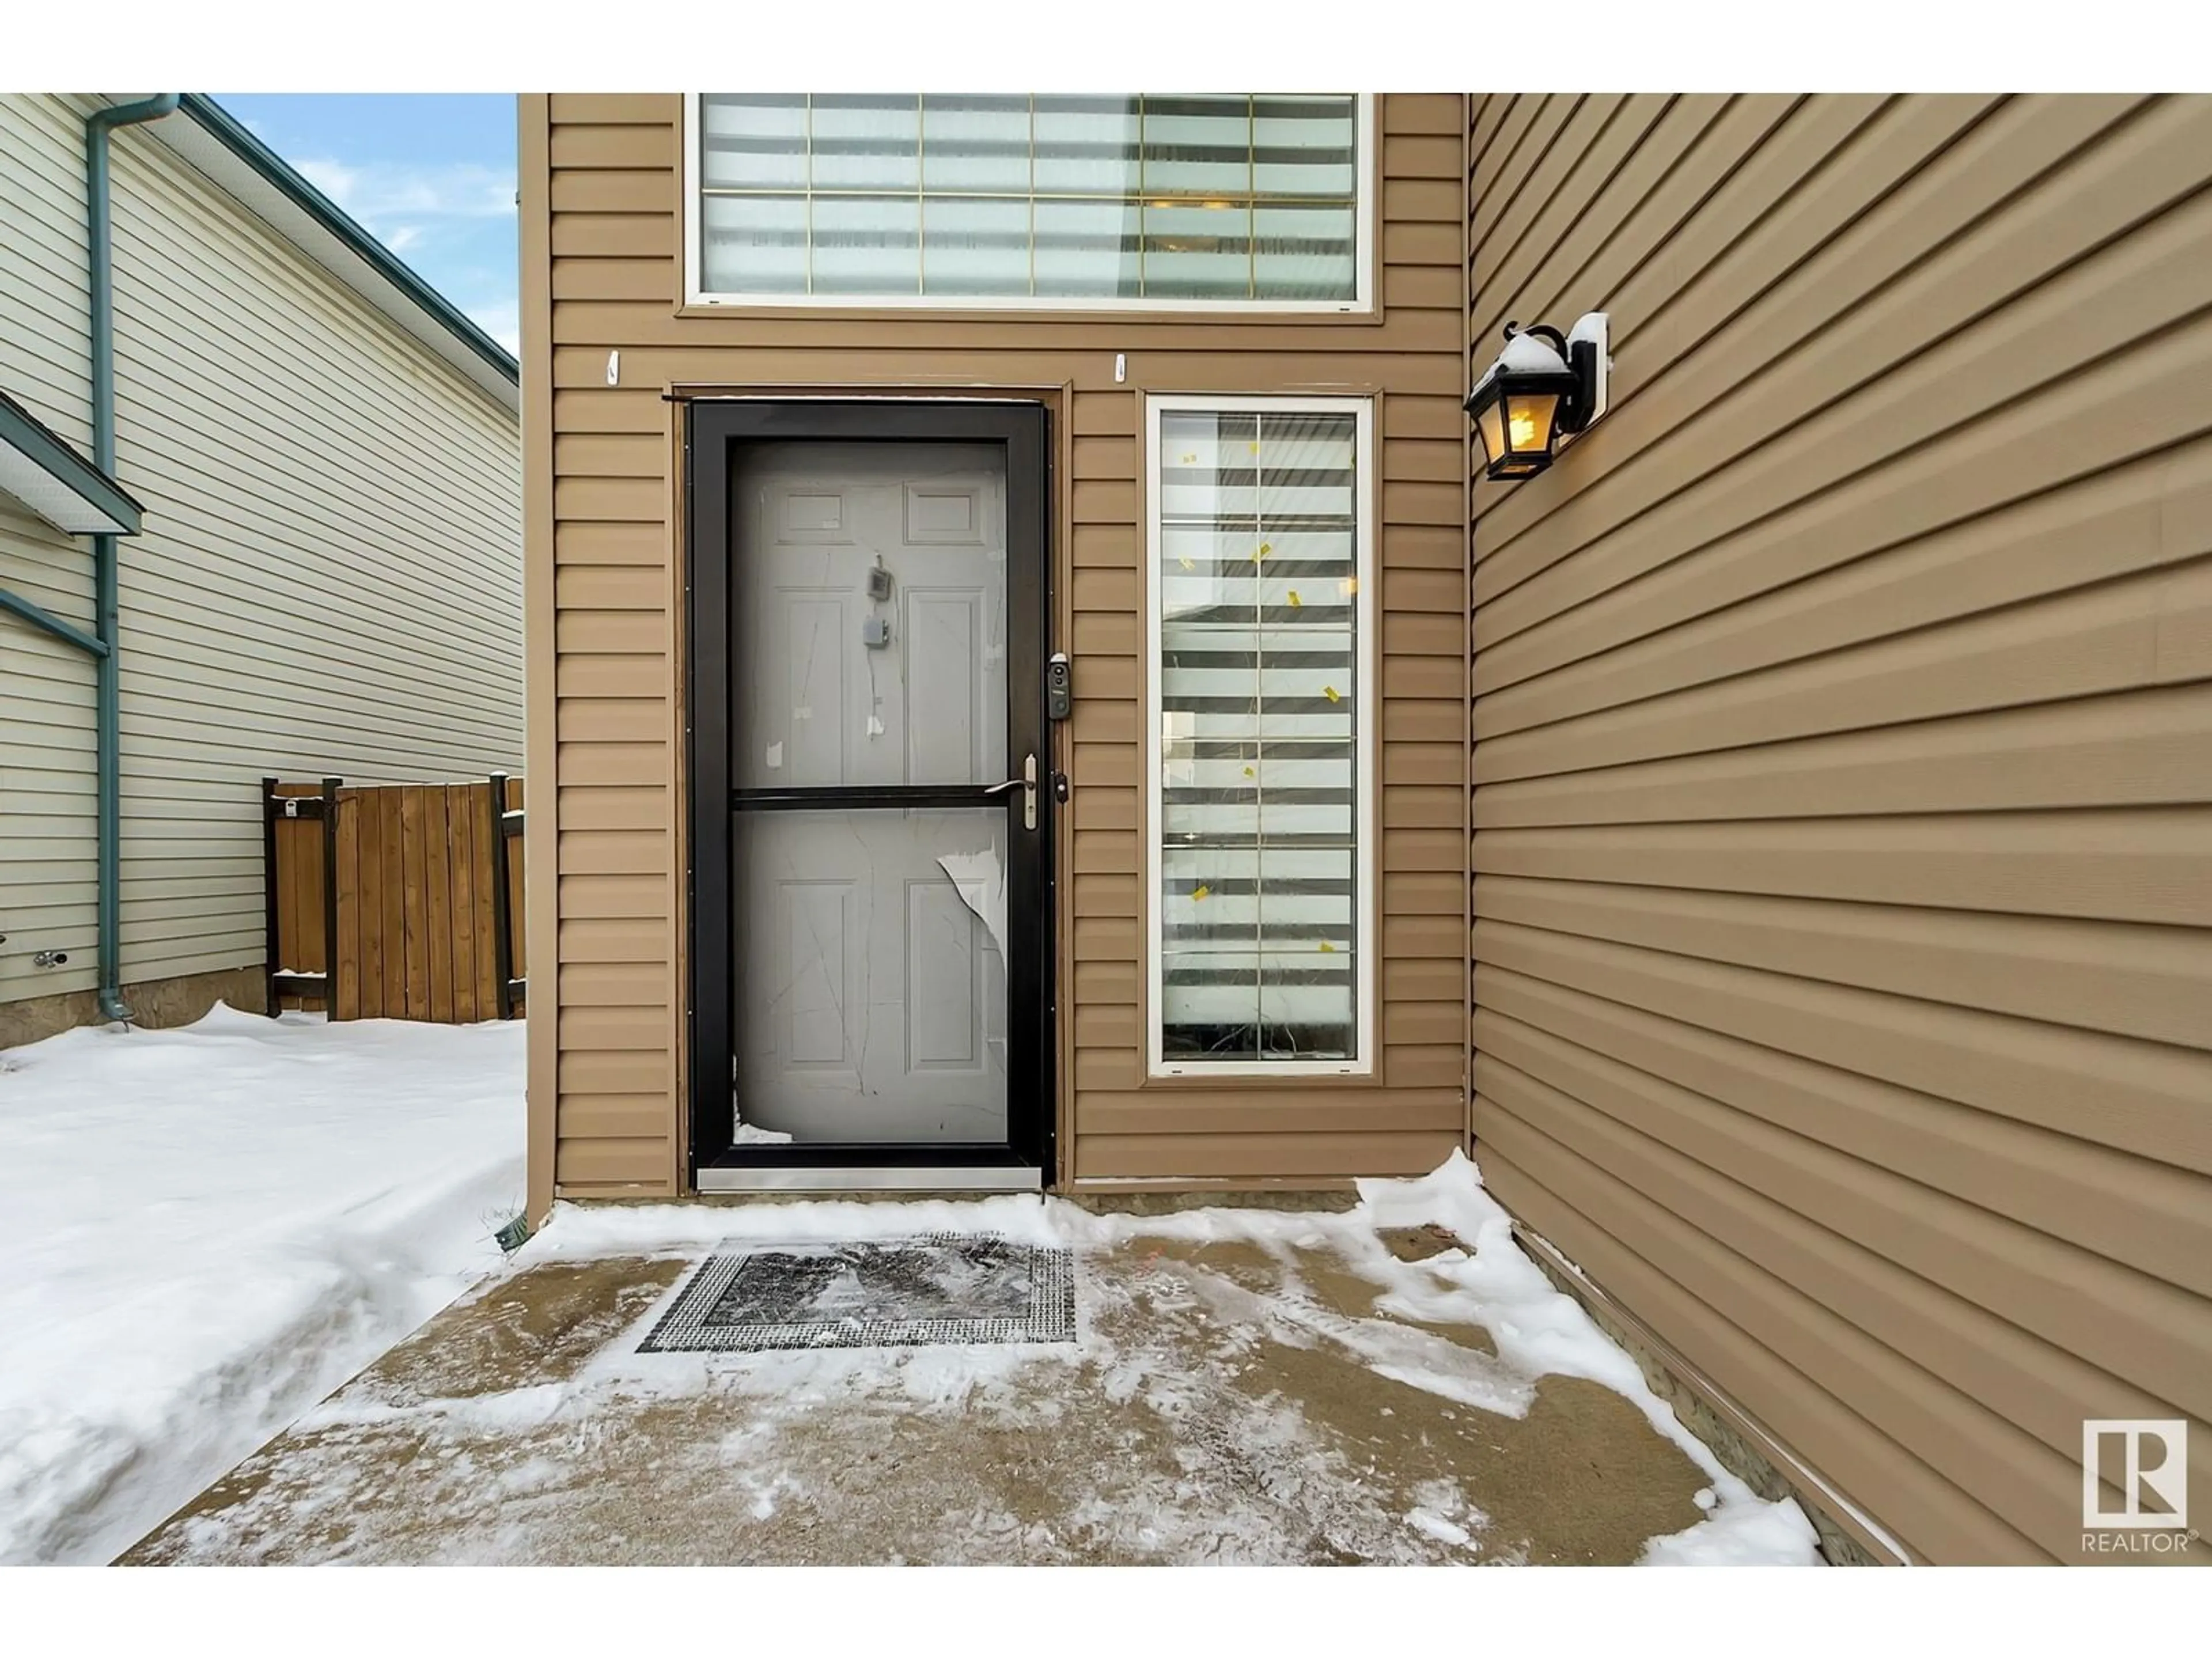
xmin=684 ymin=94 xmax=1372 ymax=312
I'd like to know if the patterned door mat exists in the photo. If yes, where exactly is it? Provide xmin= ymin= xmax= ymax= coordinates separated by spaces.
xmin=639 ymin=1234 xmax=1077 ymax=1352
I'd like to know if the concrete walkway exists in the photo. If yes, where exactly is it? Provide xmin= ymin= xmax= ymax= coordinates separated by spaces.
xmin=123 ymin=1165 xmax=1815 ymax=1565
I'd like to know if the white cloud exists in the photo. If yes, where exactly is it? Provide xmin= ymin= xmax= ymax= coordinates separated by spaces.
xmin=293 ymin=157 xmax=359 ymax=208
xmin=467 ymin=300 xmax=521 ymax=356
xmin=290 ymin=151 xmax=519 ymax=357
xmin=296 ymin=157 xmax=516 ymax=225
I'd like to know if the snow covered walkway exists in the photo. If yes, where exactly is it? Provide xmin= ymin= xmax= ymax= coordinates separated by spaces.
xmin=127 ymin=1154 xmax=1820 ymax=1566
xmin=0 ymin=1006 xmax=524 ymax=1565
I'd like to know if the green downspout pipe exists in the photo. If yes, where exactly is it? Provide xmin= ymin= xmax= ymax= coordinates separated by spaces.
xmin=84 ymin=94 xmax=179 ymax=1021
xmin=0 ymin=587 xmax=108 ymax=659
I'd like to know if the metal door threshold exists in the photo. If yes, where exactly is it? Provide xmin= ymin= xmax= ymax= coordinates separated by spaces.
xmin=696 ymin=1165 xmax=1044 ymax=1194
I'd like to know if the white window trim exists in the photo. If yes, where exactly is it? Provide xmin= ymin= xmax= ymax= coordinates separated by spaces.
xmin=681 ymin=93 xmax=1376 ymax=316
xmin=1144 ymin=393 xmax=1378 ymax=1078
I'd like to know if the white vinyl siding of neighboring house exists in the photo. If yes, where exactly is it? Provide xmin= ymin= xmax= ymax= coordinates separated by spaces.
xmin=0 ymin=94 xmax=521 ymax=1012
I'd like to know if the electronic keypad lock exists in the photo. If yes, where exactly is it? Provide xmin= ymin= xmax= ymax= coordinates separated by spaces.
xmin=1047 ymin=652 xmax=1072 ymax=721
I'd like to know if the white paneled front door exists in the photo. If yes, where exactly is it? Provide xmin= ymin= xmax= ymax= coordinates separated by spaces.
xmin=729 ymin=442 xmax=1015 ymax=1143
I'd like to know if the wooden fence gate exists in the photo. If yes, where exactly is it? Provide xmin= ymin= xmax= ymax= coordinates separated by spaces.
xmin=263 ymin=774 xmax=525 ymax=1022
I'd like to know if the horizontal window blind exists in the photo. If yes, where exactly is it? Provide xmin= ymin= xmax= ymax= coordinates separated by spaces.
xmin=1154 ymin=406 xmax=1365 ymax=1066
xmin=696 ymin=94 xmax=1359 ymax=302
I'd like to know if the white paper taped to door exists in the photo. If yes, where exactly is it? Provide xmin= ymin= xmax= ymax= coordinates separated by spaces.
xmin=935 ymin=847 xmax=1008 ymax=961
xmin=765 ymin=741 xmax=783 ymax=770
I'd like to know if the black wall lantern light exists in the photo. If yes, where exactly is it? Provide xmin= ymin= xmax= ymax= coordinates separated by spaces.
xmin=1464 ymin=312 xmax=1611 ymax=481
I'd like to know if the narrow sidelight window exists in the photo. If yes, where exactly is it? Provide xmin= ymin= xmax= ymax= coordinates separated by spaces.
xmin=686 ymin=95 xmax=1372 ymax=312
xmin=1146 ymin=395 xmax=1376 ymax=1075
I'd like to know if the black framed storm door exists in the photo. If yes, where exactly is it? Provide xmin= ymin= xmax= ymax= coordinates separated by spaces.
xmin=687 ymin=401 xmax=1052 ymax=1190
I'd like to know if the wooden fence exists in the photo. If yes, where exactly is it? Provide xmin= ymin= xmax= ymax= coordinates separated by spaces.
xmin=264 ymin=774 xmax=524 ymax=1022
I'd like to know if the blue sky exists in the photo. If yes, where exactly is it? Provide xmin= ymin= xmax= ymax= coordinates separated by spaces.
xmin=211 ymin=94 xmax=521 ymax=355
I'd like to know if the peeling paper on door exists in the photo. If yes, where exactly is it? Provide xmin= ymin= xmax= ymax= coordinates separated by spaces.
xmin=934 ymin=848 xmax=1008 ymax=961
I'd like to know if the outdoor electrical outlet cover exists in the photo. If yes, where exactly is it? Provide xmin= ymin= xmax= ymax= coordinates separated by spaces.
xmin=1566 ymin=311 xmax=1611 ymax=432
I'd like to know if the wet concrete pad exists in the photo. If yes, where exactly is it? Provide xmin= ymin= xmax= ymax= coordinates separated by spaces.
xmin=124 ymin=1222 xmax=1713 ymax=1566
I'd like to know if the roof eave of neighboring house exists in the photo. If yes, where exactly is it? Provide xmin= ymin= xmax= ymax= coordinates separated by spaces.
xmin=119 ymin=94 xmax=521 ymax=416
xmin=0 ymin=386 xmax=143 ymax=536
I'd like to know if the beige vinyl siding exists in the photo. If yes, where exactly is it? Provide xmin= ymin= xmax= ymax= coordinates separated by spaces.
xmin=0 ymin=94 xmax=521 ymax=1010
xmin=0 ymin=100 xmax=103 ymax=989
xmin=531 ymin=94 xmax=1471 ymax=1196
xmin=1467 ymin=93 xmax=2212 ymax=1564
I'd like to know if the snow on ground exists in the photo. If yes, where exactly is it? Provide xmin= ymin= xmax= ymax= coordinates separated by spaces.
xmin=501 ymin=1151 xmax=1820 ymax=1565
xmin=0 ymin=1005 xmax=523 ymax=1565
xmin=3 ymin=1002 xmax=1812 ymax=1569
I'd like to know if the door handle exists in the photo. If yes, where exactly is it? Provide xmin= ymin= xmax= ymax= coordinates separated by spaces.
xmin=982 ymin=754 xmax=1039 ymax=830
